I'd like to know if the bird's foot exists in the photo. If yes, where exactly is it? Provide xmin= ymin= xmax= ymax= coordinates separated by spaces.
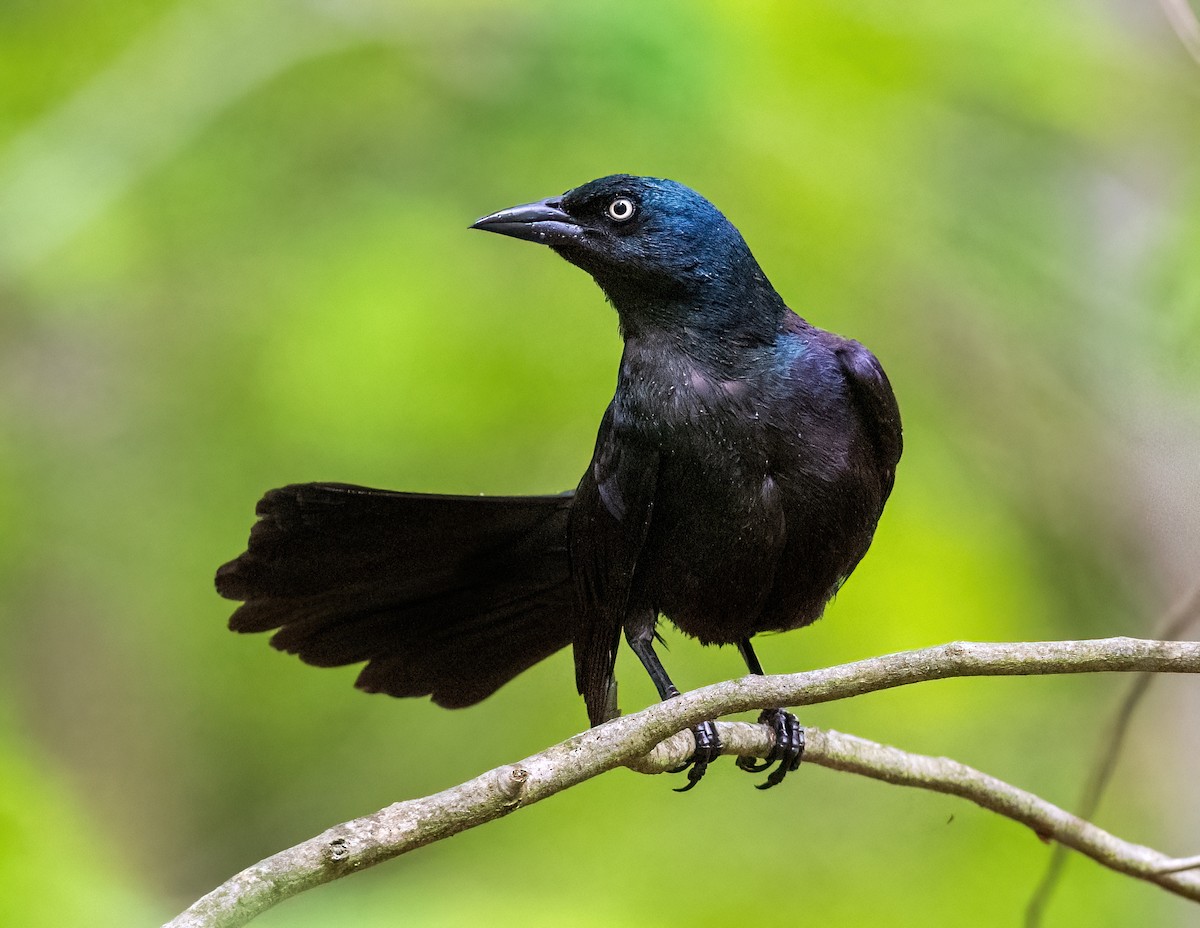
xmin=669 ymin=720 xmax=722 ymax=792
xmin=736 ymin=708 xmax=804 ymax=789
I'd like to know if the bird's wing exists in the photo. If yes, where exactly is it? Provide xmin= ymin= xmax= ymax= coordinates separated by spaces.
xmin=570 ymin=403 xmax=660 ymax=725
xmin=834 ymin=340 xmax=903 ymax=485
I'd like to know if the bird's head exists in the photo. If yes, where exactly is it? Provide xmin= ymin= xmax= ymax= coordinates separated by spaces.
xmin=472 ymin=175 xmax=780 ymax=333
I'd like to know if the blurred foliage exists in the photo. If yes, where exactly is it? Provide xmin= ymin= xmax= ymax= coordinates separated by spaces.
xmin=2 ymin=0 xmax=1199 ymax=924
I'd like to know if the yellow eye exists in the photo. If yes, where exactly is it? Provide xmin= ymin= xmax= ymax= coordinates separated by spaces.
xmin=606 ymin=197 xmax=635 ymax=222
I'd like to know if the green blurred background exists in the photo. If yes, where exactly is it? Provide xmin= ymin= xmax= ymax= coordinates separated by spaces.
xmin=3 ymin=0 xmax=1199 ymax=924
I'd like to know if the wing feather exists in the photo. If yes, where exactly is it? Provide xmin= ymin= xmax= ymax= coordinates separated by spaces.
xmin=569 ymin=405 xmax=660 ymax=725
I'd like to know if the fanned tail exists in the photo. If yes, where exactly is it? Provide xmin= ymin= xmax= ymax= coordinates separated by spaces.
xmin=216 ymin=482 xmax=576 ymax=708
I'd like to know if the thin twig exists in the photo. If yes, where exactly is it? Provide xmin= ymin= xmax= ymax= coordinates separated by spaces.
xmin=163 ymin=637 xmax=1200 ymax=928
xmin=1157 ymin=854 xmax=1200 ymax=875
xmin=1025 ymin=587 xmax=1200 ymax=926
xmin=636 ymin=724 xmax=1200 ymax=893
xmin=1158 ymin=0 xmax=1200 ymax=66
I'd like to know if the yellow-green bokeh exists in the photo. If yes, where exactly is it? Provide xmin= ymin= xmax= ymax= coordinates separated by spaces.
xmin=2 ymin=1 xmax=1198 ymax=925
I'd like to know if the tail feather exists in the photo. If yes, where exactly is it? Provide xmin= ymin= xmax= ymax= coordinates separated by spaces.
xmin=216 ymin=482 xmax=576 ymax=708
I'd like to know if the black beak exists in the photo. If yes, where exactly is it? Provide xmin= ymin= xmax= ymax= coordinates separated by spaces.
xmin=470 ymin=196 xmax=582 ymax=244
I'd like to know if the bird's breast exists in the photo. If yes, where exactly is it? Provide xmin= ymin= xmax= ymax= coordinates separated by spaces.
xmin=616 ymin=350 xmax=888 ymax=643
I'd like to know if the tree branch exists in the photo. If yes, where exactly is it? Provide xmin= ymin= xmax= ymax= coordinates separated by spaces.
xmin=1026 ymin=584 xmax=1200 ymax=925
xmin=164 ymin=637 xmax=1200 ymax=928
xmin=634 ymin=724 xmax=1200 ymax=892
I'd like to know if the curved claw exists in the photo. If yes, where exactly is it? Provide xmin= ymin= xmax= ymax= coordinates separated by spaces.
xmin=672 ymin=720 xmax=722 ymax=792
xmin=742 ymin=708 xmax=805 ymax=790
xmin=735 ymin=755 xmax=772 ymax=773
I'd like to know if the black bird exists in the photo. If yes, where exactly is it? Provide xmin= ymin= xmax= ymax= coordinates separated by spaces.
xmin=216 ymin=175 xmax=901 ymax=789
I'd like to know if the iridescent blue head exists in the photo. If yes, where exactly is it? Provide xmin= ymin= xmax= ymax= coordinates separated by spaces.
xmin=472 ymin=175 xmax=784 ymax=338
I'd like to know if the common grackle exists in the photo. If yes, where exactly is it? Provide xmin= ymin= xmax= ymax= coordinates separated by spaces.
xmin=216 ymin=175 xmax=902 ymax=789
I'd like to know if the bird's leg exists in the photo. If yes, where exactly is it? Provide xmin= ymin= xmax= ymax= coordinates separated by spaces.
xmin=735 ymin=638 xmax=805 ymax=789
xmin=625 ymin=624 xmax=721 ymax=792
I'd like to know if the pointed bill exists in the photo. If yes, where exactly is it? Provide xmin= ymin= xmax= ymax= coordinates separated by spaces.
xmin=470 ymin=196 xmax=582 ymax=244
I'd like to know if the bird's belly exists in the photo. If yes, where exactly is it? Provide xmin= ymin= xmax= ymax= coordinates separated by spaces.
xmin=635 ymin=461 xmax=880 ymax=645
